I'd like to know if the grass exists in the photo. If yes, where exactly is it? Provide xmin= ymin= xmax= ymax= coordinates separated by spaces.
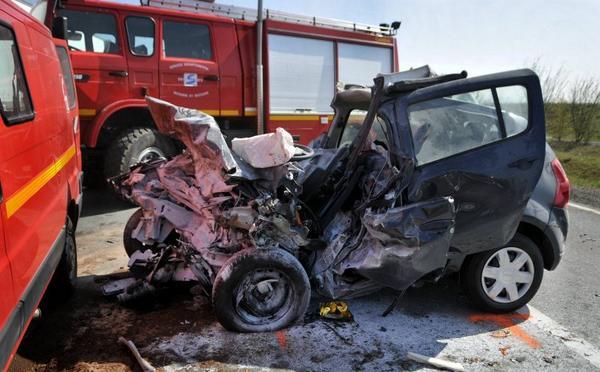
xmin=550 ymin=141 xmax=600 ymax=190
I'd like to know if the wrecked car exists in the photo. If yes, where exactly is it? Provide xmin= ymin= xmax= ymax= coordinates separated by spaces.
xmin=105 ymin=66 xmax=568 ymax=332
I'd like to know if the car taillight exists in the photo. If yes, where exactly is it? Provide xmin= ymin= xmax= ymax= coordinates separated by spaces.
xmin=551 ymin=158 xmax=570 ymax=208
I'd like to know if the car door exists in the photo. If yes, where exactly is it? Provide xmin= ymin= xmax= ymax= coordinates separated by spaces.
xmin=394 ymin=69 xmax=546 ymax=254
xmin=159 ymin=17 xmax=220 ymax=115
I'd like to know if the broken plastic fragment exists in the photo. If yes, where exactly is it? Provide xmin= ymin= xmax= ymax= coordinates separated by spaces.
xmin=232 ymin=127 xmax=296 ymax=168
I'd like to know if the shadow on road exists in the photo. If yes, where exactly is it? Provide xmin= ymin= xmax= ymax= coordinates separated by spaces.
xmin=81 ymin=186 xmax=133 ymax=218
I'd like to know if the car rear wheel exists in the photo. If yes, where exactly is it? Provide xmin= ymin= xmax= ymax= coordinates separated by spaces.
xmin=212 ymin=248 xmax=310 ymax=332
xmin=104 ymin=127 xmax=177 ymax=181
xmin=462 ymin=233 xmax=544 ymax=312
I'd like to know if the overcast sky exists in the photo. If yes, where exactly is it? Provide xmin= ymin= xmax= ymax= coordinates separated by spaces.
xmin=121 ymin=0 xmax=599 ymax=91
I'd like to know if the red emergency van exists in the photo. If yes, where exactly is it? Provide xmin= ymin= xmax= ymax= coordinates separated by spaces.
xmin=52 ymin=0 xmax=399 ymax=179
xmin=0 ymin=1 xmax=82 ymax=369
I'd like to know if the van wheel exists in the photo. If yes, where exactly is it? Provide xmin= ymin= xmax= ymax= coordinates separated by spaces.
xmin=46 ymin=217 xmax=77 ymax=304
xmin=104 ymin=127 xmax=177 ymax=180
xmin=212 ymin=249 xmax=310 ymax=332
xmin=462 ymin=233 xmax=543 ymax=313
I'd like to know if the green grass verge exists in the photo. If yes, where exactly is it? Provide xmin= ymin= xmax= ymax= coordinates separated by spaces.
xmin=550 ymin=141 xmax=600 ymax=189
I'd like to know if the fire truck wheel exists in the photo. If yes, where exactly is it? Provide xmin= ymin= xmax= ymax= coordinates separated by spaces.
xmin=212 ymin=248 xmax=311 ymax=333
xmin=104 ymin=127 xmax=177 ymax=180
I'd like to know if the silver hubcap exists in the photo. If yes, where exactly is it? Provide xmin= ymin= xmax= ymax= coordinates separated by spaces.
xmin=135 ymin=147 xmax=166 ymax=165
xmin=481 ymin=247 xmax=534 ymax=303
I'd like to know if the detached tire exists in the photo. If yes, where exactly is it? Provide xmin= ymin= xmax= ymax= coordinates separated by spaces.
xmin=462 ymin=233 xmax=544 ymax=313
xmin=104 ymin=127 xmax=177 ymax=180
xmin=212 ymin=249 xmax=310 ymax=332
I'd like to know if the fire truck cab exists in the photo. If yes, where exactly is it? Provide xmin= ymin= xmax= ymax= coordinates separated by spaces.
xmin=54 ymin=0 xmax=399 ymax=180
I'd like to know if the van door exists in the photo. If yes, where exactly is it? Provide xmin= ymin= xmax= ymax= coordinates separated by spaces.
xmin=123 ymin=14 xmax=159 ymax=99
xmin=396 ymin=70 xmax=546 ymax=254
xmin=58 ymin=7 xmax=130 ymax=118
xmin=159 ymin=18 xmax=220 ymax=115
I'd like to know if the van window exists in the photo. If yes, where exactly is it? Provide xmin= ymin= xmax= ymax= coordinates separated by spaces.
xmin=126 ymin=16 xmax=154 ymax=57
xmin=56 ymin=47 xmax=76 ymax=110
xmin=59 ymin=9 xmax=120 ymax=54
xmin=163 ymin=20 xmax=211 ymax=60
xmin=0 ymin=25 xmax=34 ymax=125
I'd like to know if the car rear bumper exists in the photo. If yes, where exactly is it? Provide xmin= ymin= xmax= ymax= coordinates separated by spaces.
xmin=543 ymin=206 xmax=569 ymax=270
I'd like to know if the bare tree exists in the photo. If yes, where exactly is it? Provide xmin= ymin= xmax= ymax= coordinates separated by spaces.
xmin=529 ymin=59 xmax=569 ymax=140
xmin=569 ymin=77 xmax=600 ymax=144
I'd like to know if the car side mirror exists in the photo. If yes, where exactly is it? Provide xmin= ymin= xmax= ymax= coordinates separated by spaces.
xmin=52 ymin=16 xmax=68 ymax=40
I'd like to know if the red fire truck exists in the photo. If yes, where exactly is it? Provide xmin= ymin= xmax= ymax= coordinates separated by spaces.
xmin=52 ymin=0 xmax=400 ymax=179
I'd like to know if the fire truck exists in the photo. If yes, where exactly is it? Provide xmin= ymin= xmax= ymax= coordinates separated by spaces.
xmin=52 ymin=0 xmax=400 ymax=179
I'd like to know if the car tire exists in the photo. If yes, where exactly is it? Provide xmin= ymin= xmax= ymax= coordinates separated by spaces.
xmin=46 ymin=217 xmax=77 ymax=304
xmin=123 ymin=208 xmax=146 ymax=257
xmin=212 ymin=248 xmax=310 ymax=332
xmin=104 ymin=127 xmax=177 ymax=181
xmin=462 ymin=233 xmax=544 ymax=313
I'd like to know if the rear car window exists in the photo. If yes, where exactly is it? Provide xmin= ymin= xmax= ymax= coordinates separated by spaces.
xmin=0 ymin=25 xmax=34 ymax=125
xmin=59 ymin=9 xmax=120 ymax=54
xmin=163 ymin=20 xmax=211 ymax=60
xmin=408 ymin=85 xmax=528 ymax=165
xmin=56 ymin=47 xmax=76 ymax=110
xmin=126 ymin=16 xmax=154 ymax=57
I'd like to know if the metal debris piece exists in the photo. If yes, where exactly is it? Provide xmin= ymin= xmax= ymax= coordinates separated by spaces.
xmin=406 ymin=352 xmax=465 ymax=372
xmin=118 ymin=336 xmax=156 ymax=372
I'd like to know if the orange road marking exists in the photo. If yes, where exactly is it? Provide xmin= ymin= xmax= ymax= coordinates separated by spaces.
xmin=275 ymin=330 xmax=287 ymax=349
xmin=469 ymin=313 xmax=541 ymax=349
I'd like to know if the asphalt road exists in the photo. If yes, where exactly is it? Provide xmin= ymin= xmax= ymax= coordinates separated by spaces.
xmin=531 ymin=205 xmax=600 ymax=347
xmin=8 ymin=188 xmax=600 ymax=371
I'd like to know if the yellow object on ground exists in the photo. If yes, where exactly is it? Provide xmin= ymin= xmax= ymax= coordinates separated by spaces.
xmin=319 ymin=301 xmax=353 ymax=321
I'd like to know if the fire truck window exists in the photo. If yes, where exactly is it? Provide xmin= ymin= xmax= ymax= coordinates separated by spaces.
xmin=58 ymin=9 xmax=120 ymax=54
xmin=126 ymin=17 xmax=154 ymax=57
xmin=163 ymin=21 xmax=212 ymax=60
xmin=0 ymin=25 xmax=34 ymax=125
xmin=56 ymin=47 xmax=77 ymax=110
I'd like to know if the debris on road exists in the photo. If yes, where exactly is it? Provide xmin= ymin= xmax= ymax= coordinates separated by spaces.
xmin=118 ymin=336 xmax=156 ymax=372
xmin=319 ymin=301 xmax=353 ymax=321
xmin=406 ymin=351 xmax=465 ymax=372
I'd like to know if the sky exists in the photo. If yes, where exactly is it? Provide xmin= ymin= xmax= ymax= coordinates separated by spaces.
xmin=121 ymin=0 xmax=600 ymax=92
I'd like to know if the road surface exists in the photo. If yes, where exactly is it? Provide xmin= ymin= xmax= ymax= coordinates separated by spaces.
xmin=8 ymin=188 xmax=600 ymax=371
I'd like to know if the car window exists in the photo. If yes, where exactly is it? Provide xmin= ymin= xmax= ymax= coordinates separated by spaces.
xmin=126 ymin=16 xmax=154 ymax=57
xmin=0 ymin=25 xmax=34 ymax=125
xmin=338 ymin=109 xmax=389 ymax=148
xmin=55 ymin=46 xmax=76 ymax=110
xmin=59 ymin=9 xmax=120 ymax=54
xmin=163 ymin=20 xmax=211 ymax=60
xmin=497 ymin=85 xmax=528 ymax=137
xmin=408 ymin=85 xmax=528 ymax=165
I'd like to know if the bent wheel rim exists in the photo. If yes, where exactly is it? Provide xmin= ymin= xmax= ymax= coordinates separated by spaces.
xmin=481 ymin=247 xmax=534 ymax=304
xmin=135 ymin=146 xmax=166 ymax=165
xmin=233 ymin=268 xmax=295 ymax=326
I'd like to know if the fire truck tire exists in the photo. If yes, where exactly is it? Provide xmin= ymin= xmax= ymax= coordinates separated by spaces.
xmin=104 ymin=127 xmax=177 ymax=180
xmin=212 ymin=248 xmax=311 ymax=332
